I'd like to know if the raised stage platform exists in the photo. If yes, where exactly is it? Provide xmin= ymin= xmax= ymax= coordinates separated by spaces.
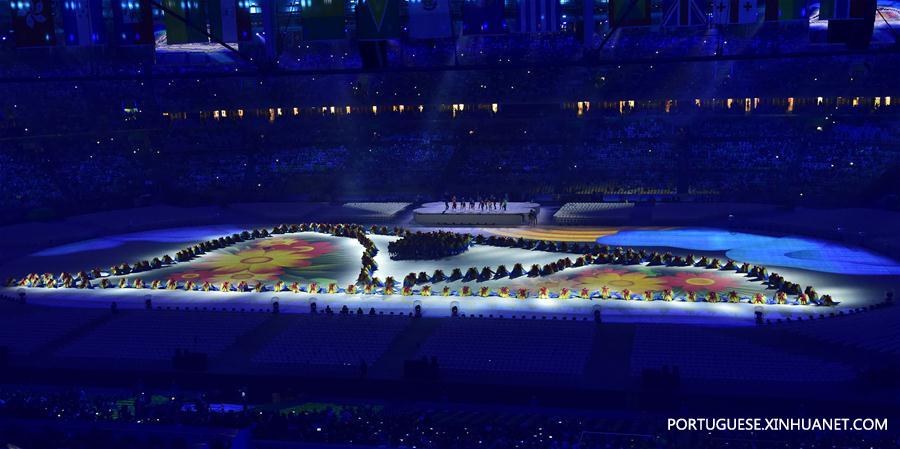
xmin=413 ymin=202 xmax=540 ymax=226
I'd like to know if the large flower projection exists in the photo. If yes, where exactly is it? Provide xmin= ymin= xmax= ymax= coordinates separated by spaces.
xmin=200 ymin=249 xmax=316 ymax=274
xmin=93 ymin=226 xmax=770 ymax=299
xmin=508 ymin=266 xmax=764 ymax=297
xmin=135 ymin=235 xmax=353 ymax=285
xmin=253 ymin=237 xmax=333 ymax=253
xmin=663 ymin=271 xmax=741 ymax=292
xmin=572 ymin=268 xmax=668 ymax=292
xmin=169 ymin=268 xmax=283 ymax=284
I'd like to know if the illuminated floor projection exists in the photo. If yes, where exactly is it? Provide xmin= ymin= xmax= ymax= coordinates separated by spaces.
xmin=5 ymin=225 xmax=898 ymax=325
xmin=113 ymin=233 xmax=364 ymax=287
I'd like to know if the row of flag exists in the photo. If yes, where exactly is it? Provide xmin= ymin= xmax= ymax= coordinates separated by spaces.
xmin=161 ymin=0 xmax=249 ymax=43
xmin=9 ymin=0 xmax=155 ymax=46
xmin=5 ymin=0 xmax=874 ymax=47
xmin=8 ymin=0 xmax=254 ymax=46
xmin=655 ymin=0 xmax=869 ymax=27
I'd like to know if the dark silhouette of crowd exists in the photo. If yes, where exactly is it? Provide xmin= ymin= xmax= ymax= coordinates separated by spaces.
xmin=1 ymin=27 xmax=899 ymax=224
xmin=388 ymin=231 xmax=472 ymax=260
xmin=0 ymin=21 xmax=888 ymax=76
xmin=1 ymin=108 xmax=899 ymax=225
xmin=1 ymin=388 xmax=897 ymax=449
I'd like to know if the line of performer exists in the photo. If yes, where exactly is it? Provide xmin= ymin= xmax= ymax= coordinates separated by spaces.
xmin=444 ymin=195 xmax=509 ymax=212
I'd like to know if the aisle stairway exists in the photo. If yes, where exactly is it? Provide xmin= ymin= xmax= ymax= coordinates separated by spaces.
xmin=29 ymin=309 xmax=117 ymax=361
xmin=583 ymin=323 xmax=635 ymax=389
xmin=209 ymin=314 xmax=291 ymax=373
xmin=369 ymin=317 xmax=444 ymax=379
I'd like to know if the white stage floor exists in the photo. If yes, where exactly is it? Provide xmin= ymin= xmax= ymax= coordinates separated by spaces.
xmin=6 ymin=225 xmax=895 ymax=327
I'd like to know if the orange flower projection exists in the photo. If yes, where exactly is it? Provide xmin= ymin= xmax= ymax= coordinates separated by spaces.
xmin=665 ymin=271 xmax=740 ymax=291
xmin=200 ymin=249 xmax=314 ymax=274
xmin=170 ymin=269 xmax=283 ymax=284
xmin=195 ymin=238 xmax=335 ymax=274
xmin=571 ymin=268 xmax=669 ymax=292
xmin=136 ymin=235 xmax=347 ymax=284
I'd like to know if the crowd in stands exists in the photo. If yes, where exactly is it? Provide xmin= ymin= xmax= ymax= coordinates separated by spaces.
xmin=341 ymin=202 xmax=413 ymax=220
xmin=3 ymin=49 xmax=899 ymax=124
xmin=554 ymin=202 xmax=635 ymax=224
xmin=1 ymin=388 xmax=897 ymax=449
xmin=2 ymin=25 xmax=899 ymax=449
xmin=2 ymin=109 xmax=898 ymax=220
xmin=418 ymin=318 xmax=595 ymax=376
xmin=1 ymin=34 xmax=899 ymax=222
xmin=1 ymin=20 xmax=883 ymax=76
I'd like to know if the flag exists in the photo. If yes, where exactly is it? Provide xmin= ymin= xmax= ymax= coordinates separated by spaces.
xmin=661 ymin=0 xmax=707 ymax=26
xmin=209 ymin=0 xmax=238 ymax=42
xmin=113 ymin=0 xmax=154 ymax=45
xmin=164 ymin=0 xmax=210 ymax=44
xmin=519 ymin=0 xmax=560 ymax=33
xmin=462 ymin=0 xmax=506 ymax=35
xmin=582 ymin=0 xmax=594 ymax=47
xmin=609 ymin=0 xmax=651 ymax=27
xmin=766 ymin=0 xmax=808 ymax=20
xmin=62 ymin=0 xmax=92 ymax=45
xmin=88 ymin=0 xmax=104 ymax=43
xmin=820 ymin=0 xmax=874 ymax=45
xmin=11 ymin=0 xmax=57 ymax=46
xmin=713 ymin=0 xmax=759 ymax=23
xmin=356 ymin=0 xmax=400 ymax=39
xmin=408 ymin=0 xmax=452 ymax=39
xmin=818 ymin=0 xmax=850 ymax=17
xmin=236 ymin=0 xmax=252 ymax=41
xmin=819 ymin=0 xmax=869 ymax=18
xmin=301 ymin=0 xmax=345 ymax=40
xmin=780 ymin=0 xmax=808 ymax=19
